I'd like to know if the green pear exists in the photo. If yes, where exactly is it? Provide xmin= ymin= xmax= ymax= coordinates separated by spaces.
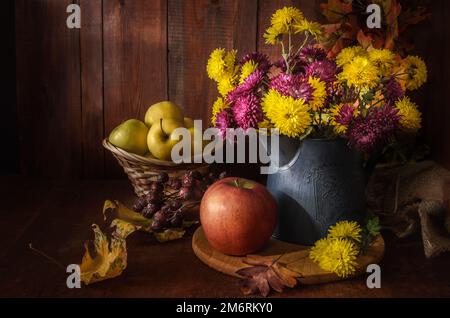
xmin=108 ymin=119 xmax=149 ymax=156
xmin=147 ymin=118 xmax=185 ymax=161
xmin=144 ymin=101 xmax=184 ymax=128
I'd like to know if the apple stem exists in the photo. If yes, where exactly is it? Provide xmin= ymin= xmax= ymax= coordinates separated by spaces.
xmin=159 ymin=118 xmax=166 ymax=135
xmin=234 ymin=178 xmax=240 ymax=188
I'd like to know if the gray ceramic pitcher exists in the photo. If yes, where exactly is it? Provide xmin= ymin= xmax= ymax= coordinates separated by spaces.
xmin=267 ymin=137 xmax=367 ymax=245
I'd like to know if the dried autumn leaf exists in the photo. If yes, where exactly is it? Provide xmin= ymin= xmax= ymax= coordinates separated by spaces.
xmin=320 ymin=0 xmax=352 ymax=23
xmin=357 ymin=30 xmax=373 ymax=49
xmin=153 ymin=228 xmax=186 ymax=243
xmin=80 ymin=223 xmax=137 ymax=285
xmin=111 ymin=219 xmax=140 ymax=239
xmin=103 ymin=200 xmax=152 ymax=231
xmin=236 ymin=255 xmax=301 ymax=297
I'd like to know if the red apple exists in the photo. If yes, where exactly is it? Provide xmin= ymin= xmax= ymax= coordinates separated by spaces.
xmin=200 ymin=177 xmax=278 ymax=256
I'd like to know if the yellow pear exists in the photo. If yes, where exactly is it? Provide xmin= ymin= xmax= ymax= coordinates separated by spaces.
xmin=144 ymin=101 xmax=184 ymax=128
xmin=108 ymin=119 xmax=149 ymax=156
xmin=183 ymin=117 xmax=194 ymax=128
xmin=147 ymin=118 xmax=185 ymax=161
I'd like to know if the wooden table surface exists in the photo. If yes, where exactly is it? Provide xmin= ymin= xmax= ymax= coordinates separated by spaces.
xmin=1 ymin=176 xmax=450 ymax=298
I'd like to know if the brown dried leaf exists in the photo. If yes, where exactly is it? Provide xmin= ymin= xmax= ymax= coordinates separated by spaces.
xmin=272 ymin=263 xmax=299 ymax=288
xmin=235 ymin=255 xmax=300 ymax=297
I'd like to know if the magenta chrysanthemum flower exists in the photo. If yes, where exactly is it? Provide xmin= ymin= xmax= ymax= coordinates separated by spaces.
xmin=240 ymin=52 xmax=271 ymax=72
xmin=269 ymin=74 xmax=313 ymax=101
xmin=335 ymin=104 xmax=356 ymax=126
xmin=384 ymin=78 xmax=404 ymax=105
xmin=226 ymin=69 xmax=264 ymax=104
xmin=347 ymin=106 xmax=400 ymax=152
xmin=324 ymin=82 xmax=345 ymax=106
xmin=299 ymin=45 xmax=327 ymax=62
xmin=306 ymin=60 xmax=337 ymax=83
xmin=232 ymin=93 xmax=263 ymax=130
xmin=215 ymin=108 xmax=235 ymax=138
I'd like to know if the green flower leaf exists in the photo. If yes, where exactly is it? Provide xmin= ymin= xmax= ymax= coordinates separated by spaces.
xmin=366 ymin=216 xmax=381 ymax=237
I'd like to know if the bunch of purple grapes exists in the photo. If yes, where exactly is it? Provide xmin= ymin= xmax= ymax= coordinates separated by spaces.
xmin=132 ymin=170 xmax=226 ymax=232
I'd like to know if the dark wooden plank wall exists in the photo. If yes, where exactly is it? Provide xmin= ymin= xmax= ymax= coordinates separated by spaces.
xmin=16 ymin=0 xmax=82 ymax=178
xmin=15 ymin=0 xmax=450 ymax=179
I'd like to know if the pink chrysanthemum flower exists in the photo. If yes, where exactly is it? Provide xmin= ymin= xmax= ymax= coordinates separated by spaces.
xmin=324 ymin=82 xmax=346 ymax=106
xmin=347 ymin=106 xmax=400 ymax=152
xmin=306 ymin=60 xmax=337 ymax=83
xmin=299 ymin=45 xmax=327 ymax=62
xmin=240 ymin=52 xmax=271 ymax=72
xmin=269 ymin=73 xmax=313 ymax=101
xmin=226 ymin=69 xmax=264 ymax=104
xmin=215 ymin=108 xmax=235 ymax=138
xmin=384 ymin=78 xmax=405 ymax=105
xmin=335 ymin=104 xmax=356 ymax=126
xmin=232 ymin=93 xmax=263 ymax=130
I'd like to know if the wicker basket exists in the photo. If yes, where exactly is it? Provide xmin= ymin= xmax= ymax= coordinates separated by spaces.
xmin=103 ymin=139 xmax=209 ymax=197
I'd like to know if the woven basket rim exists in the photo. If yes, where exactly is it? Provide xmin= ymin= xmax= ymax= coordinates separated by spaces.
xmin=103 ymin=138 xmax=209 ymax=167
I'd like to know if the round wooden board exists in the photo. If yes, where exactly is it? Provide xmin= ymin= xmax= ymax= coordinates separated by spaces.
xmin=192 ymin=226 xmax=385 ymax=285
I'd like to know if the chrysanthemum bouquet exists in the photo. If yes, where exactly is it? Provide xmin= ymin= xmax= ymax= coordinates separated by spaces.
xmin=207 ymin=6 xmax=427 ymax=154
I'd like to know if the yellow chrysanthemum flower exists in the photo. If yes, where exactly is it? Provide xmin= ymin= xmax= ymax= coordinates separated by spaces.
xmin=336 ymin=46 xmax=366 ymax=67
xmin=262 ymin=89 xmax=311 ymax=138
xmin=315 ymin=238 xmax=359 ymax=278
xmin=224 ymin=49 xmax=238 ymax=74
xmin=368 ymin=48 xmax=395 ymax=75
xmin=294 ymin=20 xmax=323 ymax=39
xmin=395 ymin=97 xmax=422 ymax=132
xmin=239 ymin=60 xmax=258 ymax=84
xmin=328 ymin=221 xmax=362 ymax=242
xmin=309 ymin=237 xmax=331 ymax=263
xmin=264 ymin=25 xmax=284 ymax=45
xmin=217 ymin=75 xmax=236 ymax=97
xmin=210 ymin=97 xmax=228 ymax=126
xmin=339 ymin=56 xmax=379 ymax=89
xmin=308 ymin=77 xmax=327 ymax=111
xmin=270 ymin=6 xmax=304 ymax=32
xmin=206 ymin=48 xmax=227 ymax=82
xmin=207 ymin=48 xmax=238 ymax=84
xmin=400 ymin=56 xmax=427 ymax=90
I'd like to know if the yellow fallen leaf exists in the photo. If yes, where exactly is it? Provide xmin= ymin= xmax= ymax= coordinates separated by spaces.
xmin=80 ymin=224 xmax=136 ymax=285
xmin=103 ymin=200 xmax=152 ymax=231
xmin=111 ymin=219 xmax=140 ymax=239
xmin=154 ymin=228 xmax=186 ymax=243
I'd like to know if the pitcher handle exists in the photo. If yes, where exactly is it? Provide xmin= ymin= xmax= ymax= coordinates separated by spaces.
xmin=276 ymin=145 xmax=302 ymax=172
